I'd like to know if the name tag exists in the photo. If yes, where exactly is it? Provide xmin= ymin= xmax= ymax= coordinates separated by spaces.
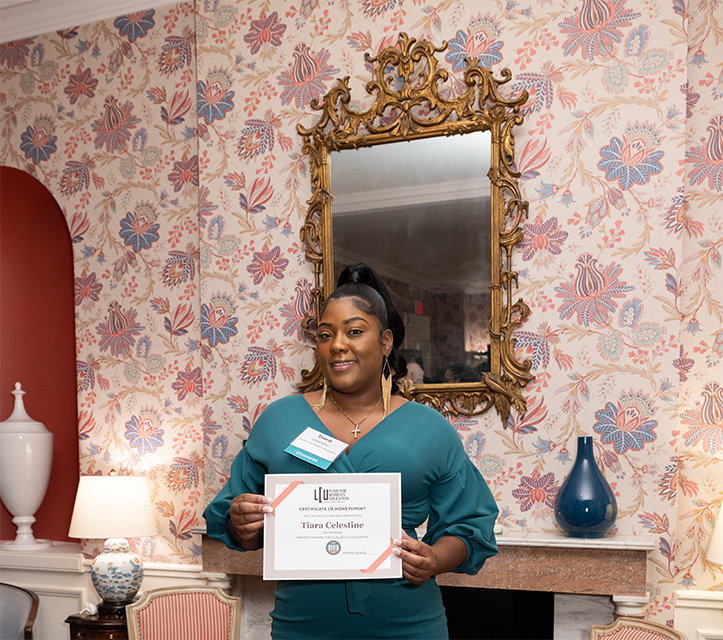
xmin=285 ymin=427 xmax=348 ymax=470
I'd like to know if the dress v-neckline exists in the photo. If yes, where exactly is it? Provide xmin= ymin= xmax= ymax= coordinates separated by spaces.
xmin=299 ymin=394 xmax=410 ymax=454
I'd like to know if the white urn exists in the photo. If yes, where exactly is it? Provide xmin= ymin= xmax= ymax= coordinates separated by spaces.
xmin=0 ymin=382 xmax=53 ymax=549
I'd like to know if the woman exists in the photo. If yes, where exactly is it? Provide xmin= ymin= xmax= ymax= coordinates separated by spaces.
xmin=204 ymin=264 xmax=498 ymax=639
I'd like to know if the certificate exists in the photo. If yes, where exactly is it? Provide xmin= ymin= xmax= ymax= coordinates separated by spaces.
xmin=263 ymin=472 xmax=402 ymax=580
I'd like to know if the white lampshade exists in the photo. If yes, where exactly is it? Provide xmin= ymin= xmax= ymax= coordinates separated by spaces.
xmin=708 ymin=504 xmax=723 ymax=565
xmin=69 ymin=474 xmax=158 ymax=612
xmin=69 ymin=475 xmax=158 ymax=539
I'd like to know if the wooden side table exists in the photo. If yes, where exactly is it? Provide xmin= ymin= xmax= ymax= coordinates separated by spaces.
xmin=64 ymin=612 xmax=128 ymax=640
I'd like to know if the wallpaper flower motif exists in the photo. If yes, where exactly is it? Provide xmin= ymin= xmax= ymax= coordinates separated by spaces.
xmin=277 ymin=43 xmax=339 ymax=109
xmin=197 ymin=69 xmax=235 ymax=125
xmin=64 ymin=67 xmax=98 ymax=104
xmin=511 ymin=469 xmax=559 ymax=517
xmin=200 ymin=295 xmax=238 ymax=347
xmin=558 ymin=0 xmax=641 ymax=61
xmin=687 ymin=115 xmax=723 ymax=190
xmin=555 ymin=254 xmax=634 ymax=327
xmin=519 ymin=215 xmax=568 ymax=264
xmin=244 ymin=11 xmax=286 ymax=56
xmin=114 ymin=11 xmax=156 ymax=42
xmin=446 ymin=20 xmax=503 ymax=71
xmin=237 ymin=116 xmax=277 ymax=160
xmin=91 ymin=96 xmax=141 ymax=153
xmin=247 ymin=244 xmax=288 ymax=285
xmin=96 ymin=302 xmax=145 ymax=357
xmin=119 ymin=205 xmax=161 ymax=252
xmin=20 ymin=118 xmax=57 ymax=164
xmin=598 ymin=124 xmax=664 ymax=190
xmin=681 ymin=382 xmax=723 ymax=455
xmin=158 ymin=31 xmax=193 ymax=75
xmin=593 ymin=391 xmax=658 ymax=454
xmin=125 ymin=410 xmax=165 ymax=455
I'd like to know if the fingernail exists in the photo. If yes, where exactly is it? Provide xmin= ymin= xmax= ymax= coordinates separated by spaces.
xmin=263 ymin=496 xmax=272 ymax=503
xmin=262 ymin=506 xmax=272 ymax=513
xmin=393 ymin=539 xmax=402 ymax=546
xmin=392 ymin=547 xmax=401 ymax=556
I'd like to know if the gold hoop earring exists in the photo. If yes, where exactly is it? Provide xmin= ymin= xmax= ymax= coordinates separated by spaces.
xmin=381 ymin=357 xmax=392 ymax=417
xmin=313 ymin=376 xmax=328 ymax=414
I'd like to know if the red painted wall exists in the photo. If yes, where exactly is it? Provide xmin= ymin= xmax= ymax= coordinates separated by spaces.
xmin=0 ymin=166 xmax=79 ymax=544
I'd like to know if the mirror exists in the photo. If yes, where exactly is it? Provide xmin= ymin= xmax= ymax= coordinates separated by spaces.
xmin=297 ymin=32 xmax=533 ymax=424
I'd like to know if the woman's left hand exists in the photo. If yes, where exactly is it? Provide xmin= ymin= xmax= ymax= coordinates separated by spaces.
xmin=393 ymin=532 xmax=438 ymax=585
xmin=393 ymin=531 xmax=467 ymax=586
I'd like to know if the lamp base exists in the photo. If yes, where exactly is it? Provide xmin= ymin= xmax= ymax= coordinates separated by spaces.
xmin=91 ymin=537 xmax=145 ymax=606
xmin=97 ymin=597 xmax=138 ymax=618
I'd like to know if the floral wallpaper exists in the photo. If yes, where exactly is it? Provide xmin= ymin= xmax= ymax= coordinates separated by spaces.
xmin=1 ymin=0 xmax=722 ymax=625
xmin=676 ymin=0 xmax=723 ymax=597
xmin=0 ymin=2 xmax=203 ymax=562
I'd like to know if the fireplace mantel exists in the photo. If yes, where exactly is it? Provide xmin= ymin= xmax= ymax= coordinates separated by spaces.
xmin=196 ymin=528 xmax=654 ymax=615
xmin=439 ymin=532 xmax=654 ymax=598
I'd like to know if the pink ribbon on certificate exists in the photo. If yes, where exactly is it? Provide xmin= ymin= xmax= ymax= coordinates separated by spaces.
xmin=269 ymin=480 xmax=304 ymax=516
xmin=360 ymin=537 xmax=395 ymax=574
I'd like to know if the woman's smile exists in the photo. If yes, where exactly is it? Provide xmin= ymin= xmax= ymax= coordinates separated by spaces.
xmin=331 ymin=359 xmax=357 ymax=370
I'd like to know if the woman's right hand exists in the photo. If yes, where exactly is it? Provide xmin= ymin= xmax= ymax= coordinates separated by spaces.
xmin=229 ymin=493 xmax=271 ymax=549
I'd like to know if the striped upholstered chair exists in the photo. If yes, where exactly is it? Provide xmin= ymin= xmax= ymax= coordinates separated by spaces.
xmin=590 ymin=617 xmax=687 ymax=640
xmin=126 ymin=586 xmax=241 ymax=640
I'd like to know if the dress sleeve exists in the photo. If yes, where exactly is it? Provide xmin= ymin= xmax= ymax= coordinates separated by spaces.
xmin=423 ymin=447 xmax=499 ymax=575
xmin=202 ymin=443 xmax=266 ymax=552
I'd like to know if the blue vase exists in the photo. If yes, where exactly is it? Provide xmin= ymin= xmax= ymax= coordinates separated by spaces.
xmin=554 ymin=436 xmax=617 ymax=538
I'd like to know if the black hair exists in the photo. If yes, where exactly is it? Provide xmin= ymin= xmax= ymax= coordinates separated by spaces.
xmin=322 ymin=263 xmax=408 ymax=393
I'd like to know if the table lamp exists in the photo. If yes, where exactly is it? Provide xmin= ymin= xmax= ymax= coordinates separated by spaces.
xmin=69 ymin=474 xmax=158 ymax=615
xmin=708 ymin=503 xmax=723 ymax=566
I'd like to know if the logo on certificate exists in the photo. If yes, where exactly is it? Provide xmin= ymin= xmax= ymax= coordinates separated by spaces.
xmin=325 ymin=540 xmax=341 ymax=555
xmin=314 ymin=487 xmax=349 ymax=503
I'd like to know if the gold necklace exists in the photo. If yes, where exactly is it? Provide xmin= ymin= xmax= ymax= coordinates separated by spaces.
xmin=329 ymin=393 xmax=382 ymax=438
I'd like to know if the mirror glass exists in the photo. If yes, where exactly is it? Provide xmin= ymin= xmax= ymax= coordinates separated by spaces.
xmin=331 ymin=132 xmax=493 ymax=384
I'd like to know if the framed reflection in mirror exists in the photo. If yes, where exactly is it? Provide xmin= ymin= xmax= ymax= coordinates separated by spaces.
xmin=297 ymin=32 xmax=533 ymax=424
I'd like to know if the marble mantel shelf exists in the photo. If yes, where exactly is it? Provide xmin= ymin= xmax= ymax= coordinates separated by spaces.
xmin=495 ymin=530 xmax=655 ymax=550
xmin=193 ymin=527 xmax=655 ymax=599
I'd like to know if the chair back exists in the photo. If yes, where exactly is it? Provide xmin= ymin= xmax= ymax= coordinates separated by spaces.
xmin=590 ymin=616 xmax=688 ymax=640
xmin=0 ymin=583 xmax=40 ymax=640
xmin=126 ymin=585 xmax=241 ymax=640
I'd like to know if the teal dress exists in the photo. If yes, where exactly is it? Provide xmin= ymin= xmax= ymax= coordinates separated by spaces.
xmin=204 ymin=395 xmax=498 ymax=640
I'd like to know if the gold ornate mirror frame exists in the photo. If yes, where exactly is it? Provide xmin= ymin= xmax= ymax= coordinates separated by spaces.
xmin=297 ymin=32 xmax=533 ymax=424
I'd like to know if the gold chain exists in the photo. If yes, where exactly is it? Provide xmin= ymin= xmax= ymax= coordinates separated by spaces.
xmin=329 ymin=393 xmax=382 ymax=438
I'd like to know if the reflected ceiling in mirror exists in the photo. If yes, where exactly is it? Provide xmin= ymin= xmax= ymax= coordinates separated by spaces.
xmin=297 ymin=32 xmax=534 ymax=424
xmin=332 ymin=133 xmax=491 ymax=294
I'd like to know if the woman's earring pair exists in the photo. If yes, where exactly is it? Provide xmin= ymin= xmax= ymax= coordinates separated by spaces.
xmin=314 ymin=358 xmax=391 ymax=415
